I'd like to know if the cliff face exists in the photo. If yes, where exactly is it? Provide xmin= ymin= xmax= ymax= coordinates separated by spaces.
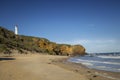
xmin=0 ymin=26 xmax=86 ymax=56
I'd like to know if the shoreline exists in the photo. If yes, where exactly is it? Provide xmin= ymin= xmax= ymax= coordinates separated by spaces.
xmin=52 ymin=56 xmax=120 ymax=80
xmin=0 ymin=54 xmax=120 ymax=80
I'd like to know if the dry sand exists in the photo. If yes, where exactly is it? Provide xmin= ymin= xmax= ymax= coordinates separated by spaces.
xmin=0 ymin=54 xmax=88 ymax=80
xmin=0 ymin=53 xmax=120 ymax=80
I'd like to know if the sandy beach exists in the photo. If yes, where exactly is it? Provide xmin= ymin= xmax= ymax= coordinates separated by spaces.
xmin=0 ymin=53 xmax=120 ymax=80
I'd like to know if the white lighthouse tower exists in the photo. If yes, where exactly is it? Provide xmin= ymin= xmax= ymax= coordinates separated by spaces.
xmin=15 ymin=25 xmax=18 ymax=35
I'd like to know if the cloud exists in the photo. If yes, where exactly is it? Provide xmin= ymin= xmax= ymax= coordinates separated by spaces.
xmin=58 ymin=39 xmax=120 ymax=53
xmin=59 ymin=39 xmax=116 ymax=45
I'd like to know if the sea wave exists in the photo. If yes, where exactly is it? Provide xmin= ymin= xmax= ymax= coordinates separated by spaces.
xmin=80 ymin=62 xmax=93 ymax=66
xmin=69 ymin=58 xmax=120 ymax=65
xmin=97 ymin=56 xmax=120 ymax=59
xmin=68 ymin=55 xmax=120 ymax=72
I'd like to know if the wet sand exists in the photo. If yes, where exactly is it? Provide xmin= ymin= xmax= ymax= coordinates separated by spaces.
xmin=0 ymin=54 xmax=120 ymax=80
xmin=52 ymin=57 xmax=120 ymax=80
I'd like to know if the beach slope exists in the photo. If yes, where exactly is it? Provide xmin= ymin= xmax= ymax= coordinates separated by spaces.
xmin=0 ymin=54 xmax=88 ymax=80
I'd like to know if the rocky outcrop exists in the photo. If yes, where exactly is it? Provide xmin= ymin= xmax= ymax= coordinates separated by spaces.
xmin=0 ymin=26 xmax=86 ymax=56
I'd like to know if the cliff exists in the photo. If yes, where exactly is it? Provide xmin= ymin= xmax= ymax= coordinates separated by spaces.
xmin=0 ymin=26 xmax=86 ymax=56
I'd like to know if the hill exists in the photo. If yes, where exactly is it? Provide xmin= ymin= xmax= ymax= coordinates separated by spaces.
xmin=0 ymin=26 xmax=86 ymax=56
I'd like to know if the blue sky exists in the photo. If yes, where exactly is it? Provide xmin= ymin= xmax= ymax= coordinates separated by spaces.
xmin=0 ymin=0 xmax=120 ymax=53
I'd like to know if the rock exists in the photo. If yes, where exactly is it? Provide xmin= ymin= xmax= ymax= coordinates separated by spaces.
xmin=75 ymin=69 xmax=78 ymax=72
xmin=48 ymin=62 xmax=51 ymax=64
xmin=87 ymin=71 xmax=91 ymax=73
xmin=93 ymin=75 xmax=97 ymax=77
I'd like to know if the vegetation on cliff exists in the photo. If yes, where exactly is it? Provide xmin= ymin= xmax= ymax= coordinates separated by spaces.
xmin=0 ymin=26 xmax=86 ymax=56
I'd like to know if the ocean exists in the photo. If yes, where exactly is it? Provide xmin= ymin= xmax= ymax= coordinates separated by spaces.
xmin=68 ymin=53 xmax=120 ymax=72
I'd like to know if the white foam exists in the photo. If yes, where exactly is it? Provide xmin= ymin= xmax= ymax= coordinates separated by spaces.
xmin=81 ymin=62 xmax=93 ymax=66
xmin=97 ymin=56 xmax=120 ymax=59
xmin=76 ymin=59 xmax=120 ymax=65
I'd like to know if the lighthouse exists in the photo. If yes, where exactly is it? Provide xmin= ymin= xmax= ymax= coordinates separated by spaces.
xmin=15 ymin=25 xmax=18 ymax=35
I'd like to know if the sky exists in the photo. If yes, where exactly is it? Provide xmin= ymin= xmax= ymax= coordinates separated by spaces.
xmin=0 ymin=0 xmax=120 ymax=53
